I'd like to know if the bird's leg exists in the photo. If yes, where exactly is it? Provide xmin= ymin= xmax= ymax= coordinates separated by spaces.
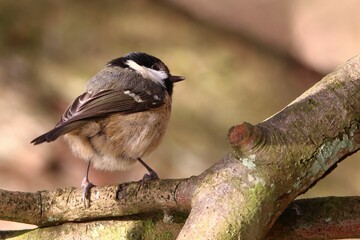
xmin=137 ymin=158 xmax=169 ymax=220
xmin=137 ymin=157 xmax=159 ymax=181
xmin=81 ymin=160 xmax=95 ymax=206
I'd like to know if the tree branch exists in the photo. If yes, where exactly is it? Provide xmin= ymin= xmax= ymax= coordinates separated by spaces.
xmin=2 ymin=190 xmax=360 ymax=239
xmin=266 ymin=196 xmax=360 ymax=239
xmin=178 ymin=55 xmax=360 ymax=239
xmin=0 ymin=178 xmax=197 ymax=226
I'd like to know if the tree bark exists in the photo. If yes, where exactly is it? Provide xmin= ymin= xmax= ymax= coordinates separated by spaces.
xmin=2 ymin=55 xmax=360 ymax=239
xmin=2 ymin=195 xmax=360 ymax=239
xmin=266 ymin=196 xmax=360 ymax=239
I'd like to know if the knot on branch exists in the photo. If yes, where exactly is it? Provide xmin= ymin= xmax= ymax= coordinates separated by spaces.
xmin=228 ymin=122 xmax=265 ymax=157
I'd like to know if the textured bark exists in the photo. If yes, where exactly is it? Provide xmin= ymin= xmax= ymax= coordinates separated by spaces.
xmin=2 ymin=194 xmax=360 ymax=239
xmin=266 ymin=197 xmax=360 ymax=239
xmin=0 ymin=178 xmax=196 ymax=226
xmin=2 ymin=55 xmax=360 ymax=239
xmin=1 ymin=219 xmax=184 ymax=240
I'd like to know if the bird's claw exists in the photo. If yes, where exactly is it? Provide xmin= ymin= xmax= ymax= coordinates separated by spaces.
xmin=81 ymin=177 xmax=95 ymax=207
xmin=142 ymin=170 xmax=159 ymax=181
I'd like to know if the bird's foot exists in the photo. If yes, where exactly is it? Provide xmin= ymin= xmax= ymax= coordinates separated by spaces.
xmin=81 ymin=177 xmax=95 ymax=207
xmin=142 ymin=170 xmax=159 ymax=181
xmin=137 ymin=158 xmax=159 ymax=181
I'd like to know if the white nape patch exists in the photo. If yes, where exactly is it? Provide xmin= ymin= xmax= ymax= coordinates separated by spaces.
xmin=124 ymin=90 xmax=144 ymax=103
xmin=126 ymin=60 xmax=167 ymax=86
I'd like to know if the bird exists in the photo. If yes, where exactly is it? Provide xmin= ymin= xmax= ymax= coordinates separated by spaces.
xmin=31 ymin=52 xmax=185 ymax=201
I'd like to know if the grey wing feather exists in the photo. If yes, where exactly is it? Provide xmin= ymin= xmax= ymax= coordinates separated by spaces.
xmin=31 ymin=89 xmax=164 ymax=145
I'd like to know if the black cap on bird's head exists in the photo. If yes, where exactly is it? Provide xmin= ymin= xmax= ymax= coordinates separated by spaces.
xmin=108 ymin=52 xmax=185 ymax=95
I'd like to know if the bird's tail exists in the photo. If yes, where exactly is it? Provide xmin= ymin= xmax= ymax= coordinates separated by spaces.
xmin=30 ymin=122 xmax=84 ymax=145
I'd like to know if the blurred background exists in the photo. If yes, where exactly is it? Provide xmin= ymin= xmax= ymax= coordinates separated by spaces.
xmin=1 ymin=0 xmax=360 ymax=231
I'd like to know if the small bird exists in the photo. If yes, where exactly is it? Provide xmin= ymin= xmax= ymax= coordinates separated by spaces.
xmin=31 ymin=52 xmax=184 ymax=200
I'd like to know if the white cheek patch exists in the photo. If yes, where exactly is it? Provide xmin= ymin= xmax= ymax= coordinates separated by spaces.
xmin=126 ymin=60 xmax=167 ymax=86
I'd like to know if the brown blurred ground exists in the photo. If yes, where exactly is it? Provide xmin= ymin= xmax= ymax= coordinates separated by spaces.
xmin=0 ymin=0 xmax=359 ymax=231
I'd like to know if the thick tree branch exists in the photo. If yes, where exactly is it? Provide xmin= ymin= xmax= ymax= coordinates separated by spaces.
xmin=2 ymin=55 xmax=360 ymax=239
xmin=2 ymin=191 xmax=360 ymax=239
xmin=0 ymin=178 xmax=197 ymax=226
xmin=266 ymin=196 xmax=360 ymax=239
xmin=178 ymin=55 xmax=360 ymax=239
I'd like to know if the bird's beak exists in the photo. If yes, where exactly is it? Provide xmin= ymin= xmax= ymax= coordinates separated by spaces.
xmin=169 ymin=75 xmax=185 ymax=83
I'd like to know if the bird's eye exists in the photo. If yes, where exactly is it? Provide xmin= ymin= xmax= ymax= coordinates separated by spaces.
xmin=151 ymin=64 xmax=160 ymax=71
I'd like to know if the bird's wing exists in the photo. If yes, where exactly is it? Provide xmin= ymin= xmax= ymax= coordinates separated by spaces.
xmin=31 ymin=89 xmax=165 ymax=144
